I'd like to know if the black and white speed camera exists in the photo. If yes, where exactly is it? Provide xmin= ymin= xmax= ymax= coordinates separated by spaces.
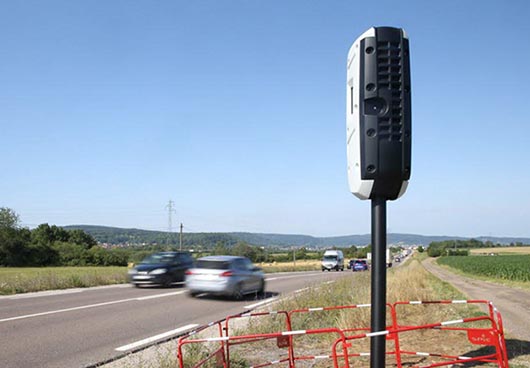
xmin=346 ymin=27 xmax=411 ymax=200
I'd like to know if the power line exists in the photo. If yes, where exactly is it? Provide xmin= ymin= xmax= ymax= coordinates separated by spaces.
xmin=165 ymin=200 xmax=176 ymax=246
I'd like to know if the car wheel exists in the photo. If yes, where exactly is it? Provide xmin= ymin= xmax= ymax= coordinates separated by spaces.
xmin=233 ymin=283 xmax=244 ymax=300
xmin=258 ymin=280 xmax=266 ymax=296
xmin=188 ymin=291 xmax=198 ymax=298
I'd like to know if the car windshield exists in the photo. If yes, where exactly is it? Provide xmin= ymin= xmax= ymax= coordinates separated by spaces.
xmin=323 ymin=255 xmax=337 ymax=261
xmin=355 ymin=260 xmax=366 ymax=264
xmin=141 ymin=254 xmax=175 ymax=264
xmin=196 ymin=260 xmax=231 ymax=270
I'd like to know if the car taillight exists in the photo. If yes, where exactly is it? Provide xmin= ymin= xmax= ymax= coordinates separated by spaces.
xmin=185 ymin=270 xmax=193 ymax=275
xmin=220 ymin=271 xmax=233 ymax=277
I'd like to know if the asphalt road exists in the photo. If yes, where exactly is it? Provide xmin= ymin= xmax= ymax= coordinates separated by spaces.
xmin=0 ymin=270 xmax=353 ymax=368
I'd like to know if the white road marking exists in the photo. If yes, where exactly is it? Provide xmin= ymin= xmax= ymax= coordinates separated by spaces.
xmin=6 ymin=289 xmax=84 ymax=299
xmin=3 ymin=284 xmax=129 ymax=300
xmin=115 ymin=324 xmax=198 ymax=351
xmin=244 ymin=298 xmax=278 ymax=309
xmin=0 ymin=291 xmax=186 ymax=323
xmin=136 ymin=291 xmax=186 ymax=301
xmin=265 ymin=273 xmax=323 ymax=282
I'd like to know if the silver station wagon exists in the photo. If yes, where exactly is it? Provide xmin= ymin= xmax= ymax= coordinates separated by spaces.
xmin=185 ymin=255 xmax=265 ymax=299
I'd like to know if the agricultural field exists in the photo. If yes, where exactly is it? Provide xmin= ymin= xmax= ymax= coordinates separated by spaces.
xmin=470 ymin=246 xmax=530 ymax=255
xmin=259 ymin=259 xmax=321 ymax=273
xmin=437 ymin=255 xmax=530 ymax=282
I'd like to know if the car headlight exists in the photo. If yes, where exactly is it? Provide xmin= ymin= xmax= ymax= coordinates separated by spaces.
xmin=150 ymin=268 xmax=168 ymax=275
xmin=128 ymin=269 xmax=137 ymax=275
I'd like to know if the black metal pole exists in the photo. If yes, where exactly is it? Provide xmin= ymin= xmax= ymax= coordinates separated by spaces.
xmin=370 ymin=197 xmax=387 ymax=367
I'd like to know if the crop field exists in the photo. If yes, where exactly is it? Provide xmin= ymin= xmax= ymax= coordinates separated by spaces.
xmin=437 ymin=255 xmax=530 ymax=282
xmin=259 ymin=259 xmax=321 ymax=273
xmin=470 ymin=246 xmax=530 ymax=255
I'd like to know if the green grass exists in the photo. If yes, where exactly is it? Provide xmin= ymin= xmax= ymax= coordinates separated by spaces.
xmin=437 ymin=255 xmax=530 ymax=282
xmin=0 ymin=267 xmax=127 ymax=295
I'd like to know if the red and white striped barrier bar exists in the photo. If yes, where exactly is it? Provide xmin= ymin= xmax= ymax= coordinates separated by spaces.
xmin=178 ymin=300 xmax=509 ymax=368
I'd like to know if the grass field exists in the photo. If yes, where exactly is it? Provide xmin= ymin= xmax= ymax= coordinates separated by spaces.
xmin=259 ymin=259 xmax=321 ymax=273
xmin=0 ymin=267 xmax=127 ymax=295
xmin=470 ymin=246 xmax=530 ymax=255
xmin=437 ymin=255 xmax=530 ymax=282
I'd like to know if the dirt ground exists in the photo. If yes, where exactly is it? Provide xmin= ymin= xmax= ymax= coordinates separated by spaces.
xmin=423 ymin=258 xmax=530 ymax=367
xmin=422 ymin=258 xmax=530 ymax=341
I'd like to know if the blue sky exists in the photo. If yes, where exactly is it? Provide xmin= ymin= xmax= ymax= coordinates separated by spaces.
xmin=1 ymin=0 xmax=529 ymax=238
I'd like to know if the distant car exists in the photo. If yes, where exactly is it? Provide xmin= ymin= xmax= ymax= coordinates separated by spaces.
xmin=185 ymin=256 xmax=265 ymax=299
xmin=352 ymin=259 xmax=369 ymax=272
xmin=394 ymin=257 xmax=401 ymax=263
xmin=128 ymin=251 xmax=194 ymax=287
xmin=321 ymin=250 xmax=344 ymax=271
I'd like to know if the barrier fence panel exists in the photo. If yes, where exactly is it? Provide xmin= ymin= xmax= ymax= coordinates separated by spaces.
xmin=388 ymin=300 xmax=509 ymax=367
xmin=225 ymin=311 xmax=293 ymax=367
xmin=287 ymin=303 xmax=389 ymax=367
xmin=177 ymin=318 xmax=228 ymax=368
xmin=177 ymin=300 xmax=509 ymax=368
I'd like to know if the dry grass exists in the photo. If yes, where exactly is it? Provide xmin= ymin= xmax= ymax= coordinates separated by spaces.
xmin=201 ymin=259 xmax=520 ymax=367
xmin=259 ymin=259 xmax=322 ymax=273
xmin=0 ymin=267 xmax=127 ymax=295
xmin=470 ymin=246 xmax=530 ymax=255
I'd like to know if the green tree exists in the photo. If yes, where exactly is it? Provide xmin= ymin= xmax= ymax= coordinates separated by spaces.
xmin=344 ymin=245 xmax=358 ymax=259
xmin=0 ymin=208 xmax=32 ymax=266
xmin=0 ymin=207 xmax=20 ymax=229
xmin=232 ymin=242 xmax=258 ymax=261
xmin=212 ymin=241 xmax=229 ymax=255
xmin=68 ymin=229 xmax=97 ymax=248
xmin=295 ymin=247 xmax=308 ymax=260
xmin=0 ymin=227 xmax=32 ymax=266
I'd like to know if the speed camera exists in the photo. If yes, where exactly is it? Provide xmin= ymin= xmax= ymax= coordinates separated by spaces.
xmin=346 ymin=27 xmax=411 ymax=200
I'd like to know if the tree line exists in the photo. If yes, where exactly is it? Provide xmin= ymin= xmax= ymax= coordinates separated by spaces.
xmin=426 ymin=239 xmax=528 ymax=257
xmin=0 ymin=208 xmax=129 ymax=267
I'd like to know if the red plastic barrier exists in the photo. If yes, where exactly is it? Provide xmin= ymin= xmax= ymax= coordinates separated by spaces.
xmin=177 ymin=300 xmax=510 ymax=368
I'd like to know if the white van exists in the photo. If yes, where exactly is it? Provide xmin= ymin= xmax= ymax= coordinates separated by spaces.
xmin=321 ymin=250 xmax=344 ymax=271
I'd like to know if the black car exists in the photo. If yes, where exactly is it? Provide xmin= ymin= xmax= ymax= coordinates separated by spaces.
xmin=128 ymin=251 xmax=194 ymax=287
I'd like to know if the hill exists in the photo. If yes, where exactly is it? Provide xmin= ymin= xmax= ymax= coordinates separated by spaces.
xmin=64 ymin=225 xmax=530 ymax=248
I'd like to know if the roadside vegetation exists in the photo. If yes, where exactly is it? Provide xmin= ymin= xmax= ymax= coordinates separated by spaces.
xmin=0 ymin=267 xmax=127 ymax=294
xmin=0 ymin=207 xmax=129 ymax=268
